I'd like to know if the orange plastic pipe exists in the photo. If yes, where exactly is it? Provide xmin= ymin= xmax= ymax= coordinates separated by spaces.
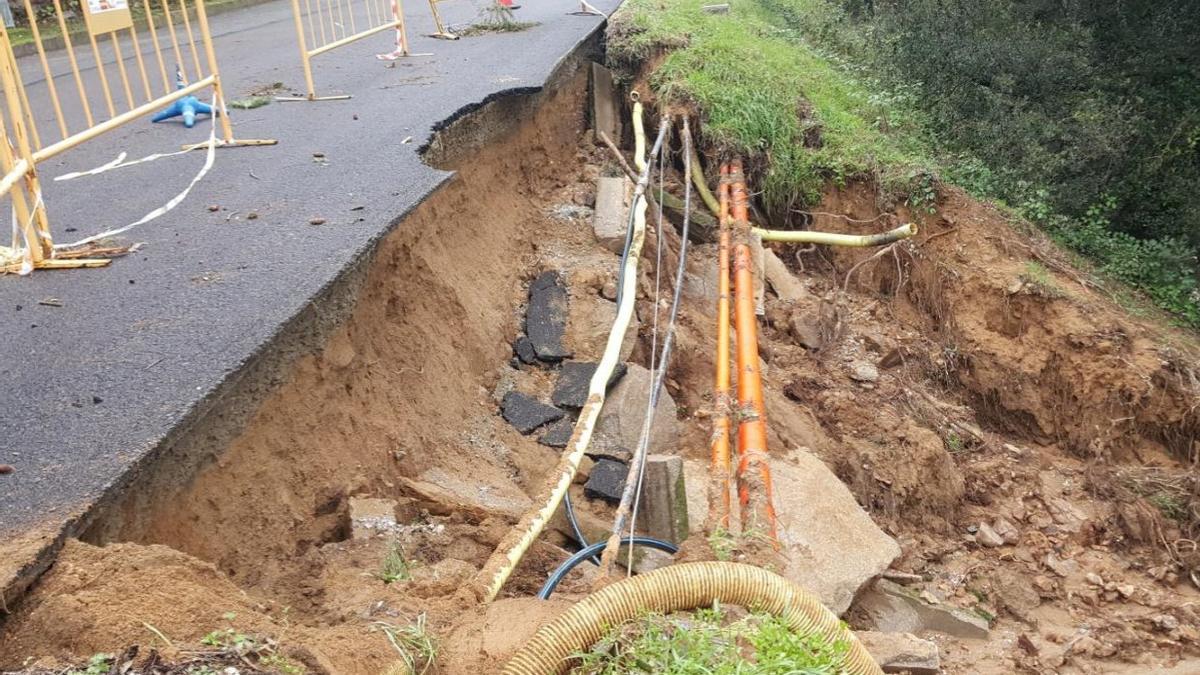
xmin=708 ymin=164 xmax=733 ymax=532
xmin=730 ymin=159 xmax=778 ymax=540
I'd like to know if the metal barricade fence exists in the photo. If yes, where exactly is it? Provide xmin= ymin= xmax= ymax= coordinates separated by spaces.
xmin=0 ymin=0 xmax=275 ymax=274
xmin=279 ymin=0 xmax=454 ymax=101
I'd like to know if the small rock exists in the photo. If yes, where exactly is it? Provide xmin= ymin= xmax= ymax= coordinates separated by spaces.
xmin=0 ymin=464 xmax=13 ymax=475
xmin=566 ymin=294 xmax=637 ymax=362
xmin=526 ymin=271 xmax=572 ymax=363
xmin=551 ymin=361 xmax=628 ymax=408
xmin=763 ymin=248 xmax=810 ymax=303
xmin=849 ymin=361 xmax=879 ymax=383
xmin=538 ymin=416 xmax=575 ymax=448
xmin=992 ymin=568 xmax=1041 ymax=618
xmin=1117 ymin=584 xmax=1135 ymax=599
xmin=855 ymin=631 xmax=940 ymax=674
xmin=207 ymin=204 xmax=220 ymax=212
xmin=976 ymin=522 xmax=1005 ymax=548
xmin=1153 ymin=614 xmax=1180 ymax=632
xmin=309 ymin=217 xmax=327 ymax=225
xmin=1043 ymin=553 xmax=1078 ymax=578
xmin=1085 ymin=572 xmax=1104 ymax=586
xmin=992 ymin=517 xmax=1020 ymax=544
xmin=856 ymin=579 xmax=990 ymax=639
xmin=788 ymin=311 xmax=823 ymax=350
xmin=500 ymin=392 xmax=564 ymax=434
xmin=513 ymin=337 xmax=538 ymax=365
xmin=600 ymin=281 xmax=618 ymax=301
xmin=584 ymin=458 xmax=628 ymax=503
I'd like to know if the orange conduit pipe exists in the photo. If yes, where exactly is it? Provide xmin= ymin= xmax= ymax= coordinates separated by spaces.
xmin=707 ymin=163 xmax=733 ymax=532
xmin=502 ymin=562 xmax=883 ymax=675
xmin=730 ymin=159 xmax=777 ymax=540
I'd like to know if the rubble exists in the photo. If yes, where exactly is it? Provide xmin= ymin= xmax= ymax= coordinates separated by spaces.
xmin=856 ymin=579 xmax=990 ymax=639
xmin=855 ymin=631 xmax=940 ymax=674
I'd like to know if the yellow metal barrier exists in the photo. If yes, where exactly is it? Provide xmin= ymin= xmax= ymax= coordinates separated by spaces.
xmin=280 ymin=0 xmax=455 ymax=101
xmin=0 ymin=0 xmax=276 ymax=274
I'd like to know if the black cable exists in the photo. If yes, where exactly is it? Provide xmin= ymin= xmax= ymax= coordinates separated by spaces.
xmin=538 ymin=536 xmax=680 ymax=600
xmin=562 ymin=491 xmax=600 ymax=566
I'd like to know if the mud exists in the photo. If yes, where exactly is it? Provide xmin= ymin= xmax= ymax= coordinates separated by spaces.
xmin=4 ymin=37 xmax=1200 ymax=675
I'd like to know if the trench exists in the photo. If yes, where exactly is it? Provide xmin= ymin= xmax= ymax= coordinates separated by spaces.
xmin=0 ymin=35 xmax=623 ymax=670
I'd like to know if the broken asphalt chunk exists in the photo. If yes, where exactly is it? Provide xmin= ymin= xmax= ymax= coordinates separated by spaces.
xmin=584 ymin=458 xmax=628 ymax=503
xmin=525 ymin=271 xmax=572 ymax=363
xmin=551 ymin=361 xmax=628 ymax=408
xmin=501 ymin=391 xmax=565 ymax=434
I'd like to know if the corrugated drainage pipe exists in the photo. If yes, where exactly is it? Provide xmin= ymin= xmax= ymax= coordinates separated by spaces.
xmin=501 ymin=561 xmax=883 ymax=675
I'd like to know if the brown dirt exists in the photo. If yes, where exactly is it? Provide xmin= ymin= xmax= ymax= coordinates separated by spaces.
xmin=4 ymin=45 xmax=1200 ymax=675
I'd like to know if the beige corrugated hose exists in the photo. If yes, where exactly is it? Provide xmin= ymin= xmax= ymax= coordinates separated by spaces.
xmin=501 ymin=561 xmax=883 ymax=675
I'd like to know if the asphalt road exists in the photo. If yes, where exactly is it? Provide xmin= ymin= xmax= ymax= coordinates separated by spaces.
xmin=0 ymin=0 xmax=617 ymax=586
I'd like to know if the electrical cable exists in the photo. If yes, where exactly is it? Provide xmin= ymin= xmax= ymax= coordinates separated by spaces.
xmin=537 ymin=536 xmax=679 ymax=600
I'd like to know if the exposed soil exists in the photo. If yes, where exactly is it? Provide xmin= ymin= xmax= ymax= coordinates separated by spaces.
xmin=3 ymin=42 xmax=1200 ymax=675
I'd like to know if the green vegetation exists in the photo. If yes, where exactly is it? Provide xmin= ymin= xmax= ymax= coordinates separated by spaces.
xmin=373 ymin=614 xmax=438 ymax=675
xmin=608 ymin=0 xmax=931 ymax=214
xmin=375 ymin=541 xmax=413 ymax=584
xmin=67 ymin=653 xmax=113 ymax=675
xmin=572 ymin=604 xmax=849 ymax=674
xmin=607 ymin=0 xmax=1200 ymax=327
xmin=6 ymin=0 xmax=252 ymax=49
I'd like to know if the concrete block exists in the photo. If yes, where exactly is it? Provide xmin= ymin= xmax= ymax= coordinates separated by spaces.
xmin=639 ymin=454 xmax=689 ymax=543
xmin=592 ymin=176 xmax=633 ymax=254
xmin=856 ymin=579 xmax=990 ymax=639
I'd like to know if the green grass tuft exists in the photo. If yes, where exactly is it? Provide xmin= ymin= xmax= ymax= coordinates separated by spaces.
xmin=572 ymin=603 xmax=849 ymax=674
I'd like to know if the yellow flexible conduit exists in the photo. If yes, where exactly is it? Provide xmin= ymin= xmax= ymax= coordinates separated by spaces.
xmin=753 ymin=222 xmax=917 ymax=246
xmin=501 ymin=562 xmax=883 ymax=675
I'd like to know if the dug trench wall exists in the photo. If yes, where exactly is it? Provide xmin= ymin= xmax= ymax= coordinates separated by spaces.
xmin=0 ymin=34 xmax=604 ymax=667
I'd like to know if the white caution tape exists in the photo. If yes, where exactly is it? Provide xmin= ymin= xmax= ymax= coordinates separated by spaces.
xmin=5 ymin=189 xmax=43 ymax=275
xmin=53 ymin=95 xmax=219 ymax=251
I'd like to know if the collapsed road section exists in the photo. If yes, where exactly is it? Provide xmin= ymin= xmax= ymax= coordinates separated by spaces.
xmin=5 ymin=0 xmax=1200 ymax=672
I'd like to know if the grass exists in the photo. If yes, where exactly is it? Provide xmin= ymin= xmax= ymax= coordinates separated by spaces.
xmin=374 ymin=541 xmax=413 ymax=584
xmin=373 ymin=614 xmax=438 ymax=675
xmin=572 ymin=603 xmax=849 ymax=674
xmin=607 ymin=0 xmax=932 ymax=217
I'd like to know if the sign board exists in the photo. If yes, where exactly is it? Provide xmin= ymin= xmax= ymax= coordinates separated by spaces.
xmin=82 ymin=0 xmax=134 ymax=35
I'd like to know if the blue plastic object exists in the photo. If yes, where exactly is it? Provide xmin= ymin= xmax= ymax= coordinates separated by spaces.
xmin=152 ymin=68 xmax=216 ymax=129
